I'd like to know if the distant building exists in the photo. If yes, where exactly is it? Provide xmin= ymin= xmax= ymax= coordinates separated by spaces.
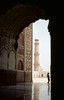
xmin=33 ymin=70 xmax=50 ymax=78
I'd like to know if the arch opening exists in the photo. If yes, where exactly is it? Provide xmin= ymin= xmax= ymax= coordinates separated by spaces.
xmin=32 ymin=19 xmax=51 ymax=83
xmin=18 ymin=60 xmax=23 ymax=70
xmin=0 ymin=3 xmax=51 ymax=85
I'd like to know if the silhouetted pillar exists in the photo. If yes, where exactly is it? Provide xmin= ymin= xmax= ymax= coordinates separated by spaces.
xmin=48 ymin=19 xmax=64 ymax=100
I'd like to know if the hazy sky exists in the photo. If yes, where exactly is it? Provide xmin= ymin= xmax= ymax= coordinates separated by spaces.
xmin=33 ymin=19 xmax=51 ymax=71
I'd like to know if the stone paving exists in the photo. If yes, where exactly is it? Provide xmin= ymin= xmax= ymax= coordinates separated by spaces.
xmin=0 ymin=83 xmax=51 ymax=100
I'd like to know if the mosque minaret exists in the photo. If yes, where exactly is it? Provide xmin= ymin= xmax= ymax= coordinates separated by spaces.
xmin=34 ymin=39 xmax=40 ymax=71
xmin=33 ymin=39 xmax=49 ymax=79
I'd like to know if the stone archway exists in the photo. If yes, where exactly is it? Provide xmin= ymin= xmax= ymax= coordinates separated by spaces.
xmin=0 ymin=3 xmax=49 ymax=84
xmin=0 ymin=4 xmax=48 ymax=39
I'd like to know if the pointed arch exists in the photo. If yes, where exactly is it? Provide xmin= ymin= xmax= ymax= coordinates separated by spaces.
xmin=18 ymin=60 xmax=23 ymax=70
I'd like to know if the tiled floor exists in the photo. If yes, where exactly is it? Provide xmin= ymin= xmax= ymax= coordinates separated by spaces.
xmin=0 ymin=83 xmax=51 ymax=100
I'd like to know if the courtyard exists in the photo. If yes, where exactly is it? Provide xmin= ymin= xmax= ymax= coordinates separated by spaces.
xmin=0 ymin=82 xmax=51 ymax=100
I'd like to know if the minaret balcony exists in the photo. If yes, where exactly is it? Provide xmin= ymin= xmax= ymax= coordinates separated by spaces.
xmin=34 ymin=53 xmax=40 ymax=56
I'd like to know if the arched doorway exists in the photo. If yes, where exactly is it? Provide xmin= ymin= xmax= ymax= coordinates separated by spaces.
xmin=18 ymin=60 xmax=23 ymax=70
xmin=0 ymin=3 xmax=49 ymax=84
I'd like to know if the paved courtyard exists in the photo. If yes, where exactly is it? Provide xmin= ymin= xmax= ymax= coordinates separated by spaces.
xmin=0 ymin=83 xmax=51 ymax=100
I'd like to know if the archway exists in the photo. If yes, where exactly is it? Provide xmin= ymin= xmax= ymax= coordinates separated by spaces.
xmin=32 ymin=19 xmax=51 ymax=83
xmin=18 ymin=60 xmax=23 ymax=70
xmin=0 ymin=3 xmax=49 ymax=84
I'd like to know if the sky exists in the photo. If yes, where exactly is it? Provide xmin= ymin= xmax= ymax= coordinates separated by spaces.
xmin=33 ymin=19 xmax=51 ymax=71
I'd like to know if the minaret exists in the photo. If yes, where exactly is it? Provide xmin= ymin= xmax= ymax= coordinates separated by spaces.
xmin=34 ymin=39 xmax=40 ymax=71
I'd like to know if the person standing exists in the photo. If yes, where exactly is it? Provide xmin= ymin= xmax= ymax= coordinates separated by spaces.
xmin=47 ymin=72 xmax=50 ymax=84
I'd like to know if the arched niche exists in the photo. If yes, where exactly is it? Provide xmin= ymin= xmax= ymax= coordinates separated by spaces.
xmin=0 ymin=49 xmax=7 ymax=69
xmin=9 ymin=51 xmax=15 ymax=70
xmin=18 ymin=60 xmax=23 ymax=70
